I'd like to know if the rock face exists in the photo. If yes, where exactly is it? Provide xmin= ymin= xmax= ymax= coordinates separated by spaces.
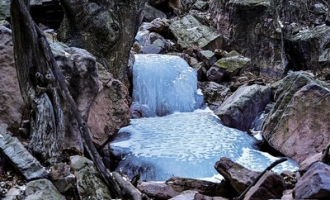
xmin=0 ymin=0 xmax=10 ymax=20
xmin=294 ymin=162 xmax=330 ymax=199
xmin=262 ymin=72 xmax=330 ymax=163
xmin=169 ymin=14 xmax=223 ymax=50
xmin=25 ymin=179 xmax=66 ymax=200
xmin=0 ymin=26 xmax=25 ymax=133
xmin=87 ymin=65 xmax=130 ymax=147
xmin=215 ymin=157 xmax=260 ymax=194
xmin=0 ymin=124 xmax=49 ymax=181
xmin=70 ymin=155 xmax=111 ymax=199
xmin=215 ymin=84 xmax=271 ymax=131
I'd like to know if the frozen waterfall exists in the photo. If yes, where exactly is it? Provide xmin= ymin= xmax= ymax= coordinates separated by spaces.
xmin=132 ymin=54 xmax=202 ymax=117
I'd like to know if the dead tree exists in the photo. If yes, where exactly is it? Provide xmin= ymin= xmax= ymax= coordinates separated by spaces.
xmin=10 ymin=0 xmax=121 ymax=197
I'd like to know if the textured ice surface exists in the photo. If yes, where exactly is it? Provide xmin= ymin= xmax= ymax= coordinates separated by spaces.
xmin=111 ymin=109 xmax=298 ymax=181
xmin=132 ymin=54 xmax=200 ymax=117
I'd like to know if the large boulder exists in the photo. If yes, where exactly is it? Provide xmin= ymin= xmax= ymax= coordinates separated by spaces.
xmin=262 ymin=72 xmax=330 ymax=163
xmin=169 ymin=14 xmax=223 ymax=50
xmin=294 ymin=162 xmax=330 ymax=199
xmin=215 ymin=84 xmax=271 ymax=131
xmin=70 ymin=155 xmax=112 ymax=199
xmin=87 ymin=65 xmax=130 ymax=147
xmin=0 ymin=26 xmax=25 ymax=133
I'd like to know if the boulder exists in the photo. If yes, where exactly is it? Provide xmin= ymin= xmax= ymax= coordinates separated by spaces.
xmin=243 ymin=171 xmax=285 ymax=200
xmin=87 ymin=65 xmax=130 ymax=147
xmin=70 ymin=155 xmax=111 ymax=199
xmin=25 ymin=179 xmax=65 ymax=200
xmin=206 ymin=66 xmax=225 ymax=83
xmin=214 ymin=157 xmax=260 ymax=194
xmin=50 ymin=42 xmax=99 ymax=122
xmin=137 ymin=181 xmax=181 ymax=199
xmin=294 ymin=162 xmax=330 ymax=199
xmin=212 ymin=51 xmax=251 ymax=78
xmin=0 ymin=26 xmax=25 ymax=133
xmin=198 ymin=81 xmax=232 ymax=111
xmin=262 ymin=72 xmax=330 ymax=163
xmin=0 ymin=124 xmax=48 ymax=181
xmin=143 ymin=3 xmax=167 ymax=22
xmin=169 ymin=190 xmax=198 ymax=200
xmin=169 ymin=14 xmax=223 ymax=50
xmin=285 ymin=25 xmax=330 ymax=71
xmin=215 ymin=84 xmax=271 ymax=131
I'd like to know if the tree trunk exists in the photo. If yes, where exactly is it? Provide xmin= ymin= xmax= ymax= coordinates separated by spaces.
xmin=58 ymin=0 xmax=147 ymax=86
xmin=10 ymin=0 xmax=121 ymax=197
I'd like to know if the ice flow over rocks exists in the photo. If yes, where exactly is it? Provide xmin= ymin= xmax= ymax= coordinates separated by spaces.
xmin=110 ymin=54 xmax=297 ymax=181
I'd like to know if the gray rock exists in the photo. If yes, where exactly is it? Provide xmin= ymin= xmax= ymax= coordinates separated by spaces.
xmin=70 ymin=155 xmax=111 ymax=199
xmin=243 ymin=171 xmax=285 ymax=200
xmin=169 ymin=190 xmax=198 ymax=200
xmin=137 ymin=181 xmax=181 ymax=199
xmin=215 ymin=157 xmax=260 ymax=194
xmin=193 ymin=1 xmax=209 ymax=11
xmin=262 ymin=72 xmax=330 ymax=163
xmin=0 ymin=0 xmax=10 ymax=20
xmin=294 ymin=162 xmax=330 ymax=199
xmin=169 ymin=15 xmax=223 ymax=50
xmin=206 ymin=66 xmax=225 ymax=83
xmin=25 ymin=179 xmax=65 ymax=200
xmin=52 ymin=174 xmax=76 ymax=193
xmin=215 ymin=84 xmax=271 ymax=131
xmin=0 ymin=124 xmax=48 ymax=181
xmin=143 ymin=3 xmax=167 ymax=22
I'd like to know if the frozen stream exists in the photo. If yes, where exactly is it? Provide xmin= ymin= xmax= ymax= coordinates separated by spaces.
xmin=110 ymin=54 xmax=297 ymax=181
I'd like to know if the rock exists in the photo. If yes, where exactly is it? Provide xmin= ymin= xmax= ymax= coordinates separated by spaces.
xmin=169 ymin=15 xmax=223 ymax=50
xmin=212 ymin=51 xmax=251 ymax=78
xmin=52 ymin=174 xmax=76 ymax=193
xmin=0 ymin=124 xmax=48 ymax=181
xmin=294 ymin=162 xmax=330 ymax=199
xmin=193 ymin=0 xmax=209 ymax=11
xmin=214 ymin=157 xmax=260 ymax=194
xmin=145 ymin=18 xmax=170 ymax=34
xmin=0 ymin=0 xmax=10 ymax=20
xmin=206 ymin=66 xmax=225 ymax=83
xmin=49 ymin=163 xmax=71 ymax=181
xmin=70 ymin=155 xmax=111 ymax=199
xmin=168 ymin=190 xmax=198 ymax=200
xmin=198 ymin=81 xmax=232 ymax=111
xmin=198 ymin=50 xmax=217 ymax=67
xmin=194 ymin=193 xmax=229 ymax=200
xmin=137 ymin=181 xmax=181 ymax=199
xmin=30 ymin=0 xmax=63 ymax=29
xmin=50 ymin=41 xmax=99 ymax=122
xmin=299 ymin=152 xmax=322 ymax=175
xmin=0 ymin=26 xmax=25 ymax=133
xmin=243 ymin=171 xmax=285 ymax=200
xmin=166 ymin=176 xmax=236 ymax=197
xmin=285 ymin=25 xmax=330 ymax=71
xmin=215 ymin=84 xmax=271 ymax=131
xmin=3 ymin=186 xmax=25 ymax=200
xmin=281 ymin=189 xmax=294 ymax=200
xmin=143 ymin=3 xmax=167 ymax=22
xmin=262 ymin=72 xmax=330 ymax=163
xmin=25 ymin=179 xmax=65 ymax=200
xmin=87 ymin=65 xmax=130 ymax=147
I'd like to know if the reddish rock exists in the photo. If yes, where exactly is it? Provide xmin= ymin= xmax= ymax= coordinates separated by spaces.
xmin=137 ymin=181 xmax=180 ymax=199
xmin=294 ymin=162 xmax=330 ymax=199
xmin=0 ymin=26 xmax=25 ymax=133
xmin=88 ymin=66 xmax=130 ymax=147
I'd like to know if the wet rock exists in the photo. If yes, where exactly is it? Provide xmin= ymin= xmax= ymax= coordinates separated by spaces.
xmin=137 ymin=181 xmax=181 ymax=199
xmin=169 ymin=14 xmax=223 ymax=50
xmin=243 ymin=171 xmax=285 ymax=200
xmin=0 ymin=124 xmax=48 ymax=181
xmin=215 ymin=157 xmax=260 ymax=194
xmin=87 ymin=65 xmax=130 ymax=147
xmin=262 ymin=72 xmax=330 ymax=163
xmin=143 ymin=3 xmax=167 ymax=22
xmin=294 ymin=162 xmax=330 ymax=199
xmin=0 ymin=26 xmax=25 ymax=133
xmin=198 ymin=81 xmax=232 ymax=111
xmin=70 ymin=155 xmax=111 ymax=199
xmin=215 ymin=84 xmax=271 ymax=131
xmin=285 ymin=25 xmax=330 ymax=71
xmin=25 ymin=179 xmax=65 ymax=200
